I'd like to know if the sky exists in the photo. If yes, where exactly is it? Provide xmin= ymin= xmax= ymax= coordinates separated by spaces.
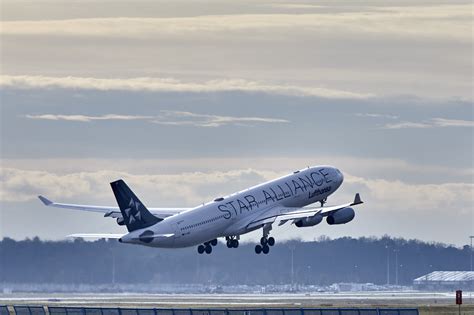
xmin=0 ymin=0 xmax=473 ymax=246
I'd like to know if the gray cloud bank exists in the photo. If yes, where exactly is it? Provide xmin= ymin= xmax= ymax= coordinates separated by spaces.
xmin=2 ymin=5 xmax=470 ymax=42
xmin=2 ymin=1 xmax=471 ymax=100
xmin=2 ymin=165 xmax=471 ymax=208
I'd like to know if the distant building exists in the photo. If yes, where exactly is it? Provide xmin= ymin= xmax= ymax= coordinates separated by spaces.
xmin=413 ymin=271 xmax=474 ymax=291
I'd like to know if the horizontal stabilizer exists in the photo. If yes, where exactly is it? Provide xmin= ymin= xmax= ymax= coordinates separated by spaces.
xmin=67 ymin=233 xmax=124 ymax=239
xmin=37 ymin=195 xmax=186 ymax=218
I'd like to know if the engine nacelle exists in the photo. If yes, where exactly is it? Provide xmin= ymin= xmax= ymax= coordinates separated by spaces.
xmin=295 ymin=214 xmax=323 ymax=227
xmin=116 ymin=217 xmax=126 ymax=226
xmin=326 ymin=207 xmax=355 ymax=225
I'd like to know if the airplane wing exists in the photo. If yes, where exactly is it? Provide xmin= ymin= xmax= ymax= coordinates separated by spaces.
xmin=67 ymin=233 xmax=174 ymax=240
xmin=38 ymin=195 xmax=189 ymax=219
xmin=67 ymin=233 xmax=124 ymax=239
xmin=247 ymin=193 xmax=363 ymax=229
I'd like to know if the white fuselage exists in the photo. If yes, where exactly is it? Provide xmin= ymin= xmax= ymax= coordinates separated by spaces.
xmin=120 ymin=166 xmax=343 ymax=248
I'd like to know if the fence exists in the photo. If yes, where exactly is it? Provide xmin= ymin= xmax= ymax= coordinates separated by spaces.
xmin=0 ymin=306 xmax=419 ymax=315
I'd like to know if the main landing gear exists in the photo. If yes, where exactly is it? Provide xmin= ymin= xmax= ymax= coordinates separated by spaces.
xmin=197 ymin=238 xmax=218 ymax=254
xmin=225 ymin=236 xmax=239 ymax=248
xmin=255 ymin=223 xmax=275 ymax=255
xmin=255 ymin=236 xmax=275 ymax=254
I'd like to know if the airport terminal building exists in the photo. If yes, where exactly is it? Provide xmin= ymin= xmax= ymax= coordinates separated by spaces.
xmin=413 ymin=271 xmax=474 ymax=291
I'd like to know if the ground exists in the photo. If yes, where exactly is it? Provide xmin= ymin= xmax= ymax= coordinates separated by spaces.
xmin=1 ymin=293 xmax=473 ymax=315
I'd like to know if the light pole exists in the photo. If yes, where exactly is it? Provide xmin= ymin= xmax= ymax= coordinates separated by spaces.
xmin=112 ymin=250 xmax=116 ymax=285
xmin=289 ymin=244 xmax=296 ymax=289
xmin=385 ymin=245 xmax=390 ymax=285
xmin=354 ymin=264 xmax=358 ymax=283
xmin=393 ymin=249 xmax=399 ymax=286
xmin=109 ymin=242 xmax=116 ymax=285
xmin=307 ymin=265 xmax=311 ymax=285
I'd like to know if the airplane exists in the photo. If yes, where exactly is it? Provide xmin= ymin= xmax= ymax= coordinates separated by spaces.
xmin=38 ymin=165 xmax=363 ymax=255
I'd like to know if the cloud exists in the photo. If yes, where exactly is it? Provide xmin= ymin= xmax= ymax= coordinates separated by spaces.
xmin=384 ymin=118 xmax=474 ymax=129
xmin=1 ymin=5 xmax=470 ymax=41
xmin=2 ymin=161 xmax=472 ymax=244
xmin=24 ymin=111 xmax=289 ymax=127
xmin=356 ymin=113 xmax=399 ymax=120
xmin=2 ymin=156 xmax=473 ymax=184
xmin=154 ymin=111 xmax=289 ymax=127
xmin=1 ymin=75 xmax=373 ymax=99
xmin=344 ymin=174 xmax=473 ymax=213
xmin=25 ymin=114 xmax=153 ymax=122
xmin=356 ymin=114 xmax=473 ymax=129
xmin=1 ymin=167 xmax=472 ymax=217
xmin=0 ymin=167 xmax=279 ymax=205
xmin=430 ymin=118 xmax=474 ymax=128
xmin=269 ymin=4 xmax=326 ymax=10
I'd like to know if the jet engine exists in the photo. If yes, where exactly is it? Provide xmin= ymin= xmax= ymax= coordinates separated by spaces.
xmin=295 ymin=214 xmax=323 ymax=227
xmin=116 ymin=217 xmax=126 ymax=226
xmin=326 ymin=207 xmax=355 ymax=225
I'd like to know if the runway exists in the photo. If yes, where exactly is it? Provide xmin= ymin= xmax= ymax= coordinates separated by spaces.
xmin=0 ymin=292 xmax=470 ymax=307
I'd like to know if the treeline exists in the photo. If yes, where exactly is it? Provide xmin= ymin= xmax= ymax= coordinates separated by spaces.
xmin=0 ymin=236 xmax=470 ymax=285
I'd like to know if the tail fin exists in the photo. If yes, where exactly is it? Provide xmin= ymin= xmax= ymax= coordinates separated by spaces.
xmin=110 ymin=179 xmax=162 ymax=232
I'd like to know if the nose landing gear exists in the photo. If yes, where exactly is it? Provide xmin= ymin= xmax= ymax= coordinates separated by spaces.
xmin=320 ymin=198 xmax=327 ymax=207
xmin=197 ymin=238 xmax=218 ymax=254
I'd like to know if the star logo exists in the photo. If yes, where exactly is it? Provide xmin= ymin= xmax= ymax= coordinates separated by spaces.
xmin=124 ymin=198 xmax=143 ymax=225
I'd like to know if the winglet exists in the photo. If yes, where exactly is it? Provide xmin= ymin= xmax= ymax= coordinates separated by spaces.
xmin=38 ymin=195 xmax=53 ymax=206
xmin=351 ymin=193 xmax=363 ymax=206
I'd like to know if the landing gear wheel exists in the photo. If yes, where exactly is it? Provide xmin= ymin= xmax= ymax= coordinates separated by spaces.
xmin=210 ymin=239 xmax=218 ymax=246
xmin=267 ymin=237 xmax=275 ymax=246
xmin=262 ymin=244 xmax=270 ymax=254
xmin=205 ymin=245 xmax=212 ymax=254
xmin=255 ymin=245 xmax=262 ymax=254
xmin=225 ymin=236 xmax=240 ymax=249
xmin=260 ymin=237 xmax=268 ymax=246
xmin=197 ymin=245 xmax=205 ymax=254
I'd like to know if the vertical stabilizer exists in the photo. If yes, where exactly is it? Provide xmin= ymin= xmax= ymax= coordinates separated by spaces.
xmin=110 ymin=180 xmax=161 ymax=232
